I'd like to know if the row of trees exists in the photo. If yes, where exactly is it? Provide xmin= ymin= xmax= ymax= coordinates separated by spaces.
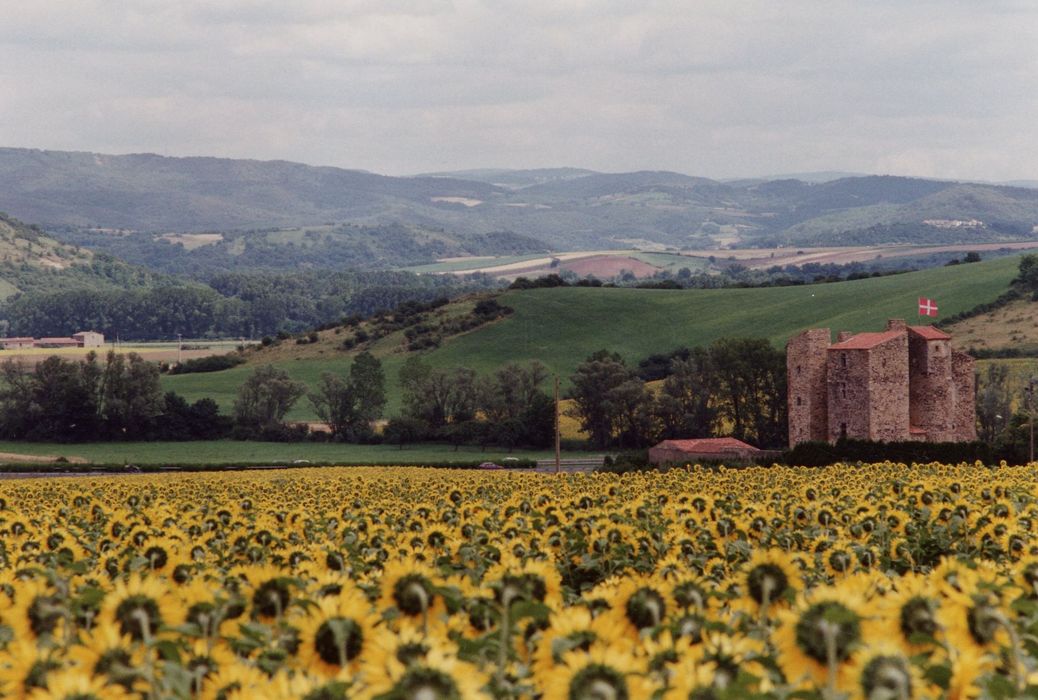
xmin=569 ymin=339 xmax=788 ymax=449
xmin=1 ymin=269 xmax=490 ymax=340
xmin=975 ymin=364 xmax=1038 ymax=462
xmin=0 ymin=353 xmax=228 ymax=442
xmin=387 ymin=359 xmax=554 ymax=450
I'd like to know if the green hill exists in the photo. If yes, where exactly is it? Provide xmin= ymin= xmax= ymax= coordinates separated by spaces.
xmin=0 ymin=213 xmax=95 ymax=298
xmin=162 ymin=255 xmax=1021 ymax=420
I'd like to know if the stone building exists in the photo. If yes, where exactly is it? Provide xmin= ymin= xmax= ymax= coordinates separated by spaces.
xmin=787 ymin=319 xmax=975 ymax=447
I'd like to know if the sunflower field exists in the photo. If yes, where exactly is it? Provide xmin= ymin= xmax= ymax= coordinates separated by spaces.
xmin=3 ymin=464 xmax=1038 ymax=699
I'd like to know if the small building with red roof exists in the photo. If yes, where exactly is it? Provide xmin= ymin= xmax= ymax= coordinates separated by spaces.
xmin=787 ymin=319 xmax=975 ymax=447
xmin=648 ymin=437 xmax=764 ymax=465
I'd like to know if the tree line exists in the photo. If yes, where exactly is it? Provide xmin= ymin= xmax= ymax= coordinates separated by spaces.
xmin=1 ymin=269 xmax=493 ymax=340
xmin=568 ymin=339 xmax=787 ymax=449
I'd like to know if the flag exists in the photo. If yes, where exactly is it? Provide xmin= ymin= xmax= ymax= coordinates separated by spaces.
xmin=918 ymin=297 xmax=938 ymax=317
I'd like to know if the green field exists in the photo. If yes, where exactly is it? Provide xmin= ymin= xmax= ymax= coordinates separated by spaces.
xmin=164 ymin=255 xmax=1022 ymax=420
xmin=403 ymin=254 xmax=548 ymax=274
xmin=629 ymin=251 xmax=711 ymax=272
xmin=0 ymin=440 xmax=567 ymax=466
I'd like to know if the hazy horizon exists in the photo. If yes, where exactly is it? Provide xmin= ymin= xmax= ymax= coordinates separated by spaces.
xmin=2 ymin=2 xmax=1036 ymax=181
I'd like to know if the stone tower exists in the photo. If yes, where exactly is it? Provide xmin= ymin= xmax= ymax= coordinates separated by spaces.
xmin=786 ymin=320 xmax=976 ymax=447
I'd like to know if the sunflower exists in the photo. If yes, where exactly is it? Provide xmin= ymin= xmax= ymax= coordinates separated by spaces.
xmin=199 ymin=661 xmax=268 ymax=700
xmin=0 ymin=639 xmax=63 ymax=700
xmin=661 ymin=657 xmax=718 ymax=700
xmin=604 ymin=575 xmax=670 ymax=640
xmin=26 ymin=668 xmax=134 ymax=700
xmin=177 ymin=638 xmax=239 ymax=696
xmin=842 ymin=642 xmax=931 ymax=700
xmin=774 ymin=586 xmax=874 ymax=689
xmin=358 ymin=648 xmax=491 ymax=700
xmin=879 ymin=573 xmax=943 ymax=656
xmin=296 ymin=588 xmax=380 ymax=676
xmin=945 ymin=647 xmax=994 ymax=700
xmin=67 ymin=620 xmax=146 ymax=693
xmin=541 ymin=643 xmax=652 ymax=700
xmin=740 ymin=549 xmax=801 ymax=616
xmin=941 ymin=588 xmax=1010 ymax=660
xmin=9 ymin=578 xmax=65 ymax=643
xmin=236 ymin=564 xmax=300 ymax=622
xmin=483 ymin=557 xmax=563 ymax=611
xmin=265 ymin=669 xmax=352 ymax=700
xmin=531 ymin=606 xmax=608 ymax=677
xmin=379 ymin=560 xmax=444 ymax=622
xmin=98 ymin=574 xmax=180 ymax=642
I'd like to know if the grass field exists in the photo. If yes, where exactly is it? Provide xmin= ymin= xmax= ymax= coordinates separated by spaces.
xmin=163 ymin=255 xmax=1023 ymax=420
xmin=403 ymin=254 xmax=548 ymax=274
xmin=0 ymin=440 xmax=568 ymax=466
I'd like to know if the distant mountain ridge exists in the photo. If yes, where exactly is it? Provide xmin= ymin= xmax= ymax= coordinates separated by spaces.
xmin=2 ymin=148 xmax=1038 ymax=266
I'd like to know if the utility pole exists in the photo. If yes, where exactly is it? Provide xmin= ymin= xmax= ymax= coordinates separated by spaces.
xmin=554 ymin=374 xmax=561 ymax=474
xmin=177 ymin=333 xmax=182 ymax=365
xmin=1027 ymin=377 xmax=1037 ymax=464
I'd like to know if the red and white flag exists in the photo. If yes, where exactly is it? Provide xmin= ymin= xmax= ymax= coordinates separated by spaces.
xmin=918 ymin=297 xmax=938 ymax=317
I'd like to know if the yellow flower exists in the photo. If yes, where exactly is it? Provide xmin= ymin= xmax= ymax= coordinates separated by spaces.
xmin=542 ymin=643 xmax=652 ymax=700
xmin=296 ymin=587 xmax=380 ymax=676
xmin=99 ymin=574 xmax=180 ymax=642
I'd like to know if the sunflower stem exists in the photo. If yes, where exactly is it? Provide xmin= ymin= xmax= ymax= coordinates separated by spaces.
xmin=994 ymin=611 xmax=1024 ymax=692
xmin=497 ymin=587 xmax=515 ymax=686
xmin=819 ymin=619 xmax=840 ymax=699
xmin=760 ymin=576 xmax=774 ymax=624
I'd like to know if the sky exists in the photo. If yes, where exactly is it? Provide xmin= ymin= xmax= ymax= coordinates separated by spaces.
xmin=1 ymin=0 xmax=1036 ymax=181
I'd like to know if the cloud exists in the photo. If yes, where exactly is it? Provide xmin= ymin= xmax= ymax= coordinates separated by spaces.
xmin=0 ymin=0 xmax=1034 ymax=179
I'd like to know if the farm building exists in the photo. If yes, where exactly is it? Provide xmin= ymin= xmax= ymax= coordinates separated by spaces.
xmin=35 ymin=337 xmax=81 ymax=348
xmin=786 ymin=319 xmax=975 ymax=447
xmin=0 ymin=337 xmax=36 ymax=350
xmin=648 ymin=437 xmax=764 ymax=464
xmin=72 ymin=331 xmax=104 ymax=347
xmin=0 ymin=331 xmax=106 ymax=349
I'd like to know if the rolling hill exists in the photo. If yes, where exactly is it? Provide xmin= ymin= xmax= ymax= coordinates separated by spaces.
xmin=4 ymin=148 xmax=1038 ymax=272
xmin=0 ymin=213 xmax=159 ymax=299
xmin=162 ymin=254 xmax=1023 ymax=419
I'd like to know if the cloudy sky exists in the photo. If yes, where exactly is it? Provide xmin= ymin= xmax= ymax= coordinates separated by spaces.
xmin=1 ymin=1 xmax=1035 ymax=180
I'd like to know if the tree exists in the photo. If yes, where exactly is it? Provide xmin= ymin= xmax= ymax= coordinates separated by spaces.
xmin=568 ymin=351 xmax=637 ymax=448
xmin=0 ymin=355 xmax=102 ymax=442
xmin=154 ymin=392 xmax=231 ymax=440
xmin=976 ymin=364 xmax=1012 ymax=444
xmin=383 ymin=416 xmax=430 ymax=449
xmin=309 ymin=373 xmax=357 ymax=441
xmin=656 ymin=349 xmax=717 ymax=440
xmin=478 ymin=361 xmax=549 ymax=423
xmin=400 ymin=357 xmax=478 ymax=428
xmin=349 ymin=351 xmax=386 ymax=431
xmin=605 ymin=378 xmax=657 ymax=448
xmin=97 ymin=351 xmax=164 ymax=440
xmin=708 ymin=338 xmax=787 ymax=448
xmin=233 ymin=365 xmax=307 ymax=433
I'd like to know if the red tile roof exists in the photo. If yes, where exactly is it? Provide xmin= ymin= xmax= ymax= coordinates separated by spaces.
xmin=908 ymin=325 xmax=950 ymax=340
xmin=653 ymin=438 xmax=760 ymax=454
xmin=829 ymin=330 xmax=903 ymax=350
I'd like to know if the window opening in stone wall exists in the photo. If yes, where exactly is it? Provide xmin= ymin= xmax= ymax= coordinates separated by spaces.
xmin=841 ymin=353 xmax=847 ymax=368
xmin=796 ymin=365 xmax=801 ymax=375
xmin=840 ymin=423 xmax=848 ymax=440
xmin=796 ymin=396 xmax=802 ymax=406
xmin=841 ymin=383 xmax=847 ymax=399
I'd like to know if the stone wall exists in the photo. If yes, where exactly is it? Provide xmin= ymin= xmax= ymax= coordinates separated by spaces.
xmin=952 ymin=351 xmax=977 ymax=441
xmin=864 ymin=334 xmax=910 ymax=442
xmin=827 ymin=348 xmax=874 ymax=441
xmin=908 ymin=336 xmax=954 ymax=441
xmin=787 ymin=328 xmax=831 ymax=446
